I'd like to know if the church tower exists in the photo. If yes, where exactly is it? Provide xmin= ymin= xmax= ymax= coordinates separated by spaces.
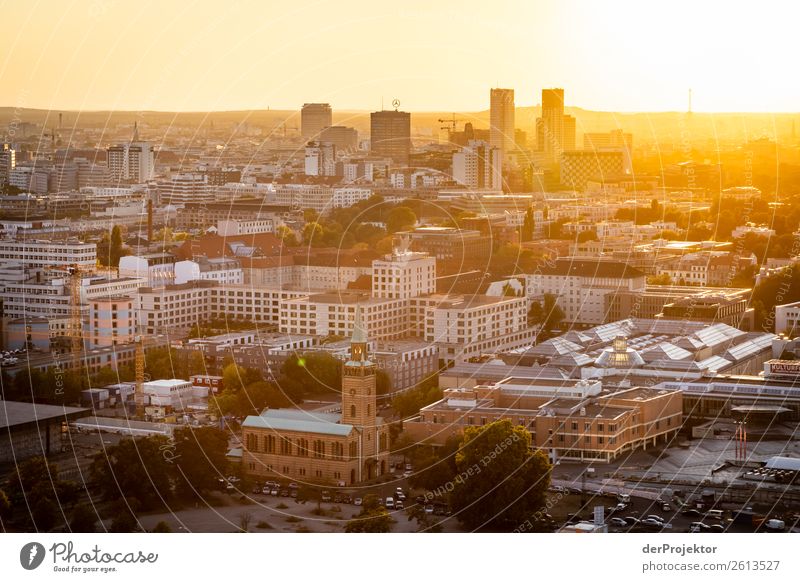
xmin=341 ymin=306 xmax=378 ymax=459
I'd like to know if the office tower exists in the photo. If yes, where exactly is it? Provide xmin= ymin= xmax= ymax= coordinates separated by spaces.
xmin=301 ymin=103 xmax=332 ymax=141
xmin=319 ymin=125 xmax=358 ymax=153
xmin=536 ymin=88 xmax=576 ymax=165
xmin=107 ymin=124 xmax=154 ymax=183
xmin=489 ymin=88 xmax=516 ymax=155
xmin=304 ymin=141 xmax=336 ymax=176
xmin=0 ymin=145 xmax=16 ymax=185
xmin=370 ymin=110 xmax=411 ymax=165
xmin=452 ymin=140 xmax=502 ymax=190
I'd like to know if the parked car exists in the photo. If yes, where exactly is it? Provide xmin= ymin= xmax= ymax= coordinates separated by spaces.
xmin=354 ymin=497 xmax=363 ymax=506
xmin=623 ymin=516 xmax=640 ymax=526
xmin=609 ymin=517 xmax=628 ymax=527
xmin=321 ymin=490 xmax=332 ymax=502
xmin=708 ymin=524 xmax=725 ymax=533
xmin=645 ymin=514 xmax=665 ymax=523
xmin=765 ymin=519 xmax=785 ymax=531
xmin=705 ymin=510 xmax=724 ymax=520
xmin=424 ymin=505 xmax=434 ymax=515
xmin=270 ymin=487 xmax=279 ymax=496
xmin=689 ymin=522 xmax=711 ymax=533
xmin=395 ymin=500 xmax=404 ymax=510
xmin=385 ymin=497 xmax=395 ymax=509
xmin=661 ymin=503 xmax=672 ymax=511
xmin=641 ymin=518 xmax=665 ymax=529
xmin=681 ymin=508 xmax=702 ymax=517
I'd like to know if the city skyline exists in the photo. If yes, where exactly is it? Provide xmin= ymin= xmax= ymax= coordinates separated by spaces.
xmin=2 ymin=1 xmax=800 ymax=113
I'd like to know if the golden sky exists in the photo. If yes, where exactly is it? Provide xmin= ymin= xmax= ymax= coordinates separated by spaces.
xmin=1 ymin=0 xmax=798 ymax=113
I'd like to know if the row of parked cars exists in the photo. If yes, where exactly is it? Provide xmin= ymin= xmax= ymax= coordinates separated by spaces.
xmin=251 ymin=481 xmax=300 ymax=497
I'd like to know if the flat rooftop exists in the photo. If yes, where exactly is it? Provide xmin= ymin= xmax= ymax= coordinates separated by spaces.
xmin=0 ymin=401 xmax=89 ymax=429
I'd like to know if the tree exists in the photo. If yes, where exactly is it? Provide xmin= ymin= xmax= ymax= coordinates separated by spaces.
xmin=0 ymin=489 xmax=10 ymax=522
xmin=450 ymin=420 xmax=551 ymax=531
xmin=31 ymin=497 xmax=58 ymax=532
xmin=278 ymin=352 xmax=341 ymax=398
xmin=520 ymin=207 xmax=534 ymax=242
xmin=172 ymin=427 xmax=229 ymax=499
xmin=345 ymin=506 xmax=393 ymax=532
xmin=109 ymin=500 xmax=140 ymax=533
xmin=110 ymin=225 xmax=124 ymax=267
xmin=276 ymin=225 xmax=298 ymax=246
xmin=386 ymin=206 xmax=417 ymax=233
xmin=90 ymin=437 xmax=174 ymax=510
xmin=69 ymin=505 xmax=98 ymax=533
xmin=527 ymin=293 xmax=565 ymax=335
xmin=302 ymin=222 xmax=325 ymax=246
xmin=647 ymin=273 xmax=673 ymax=285
xmin=392 ymin=376 xmax=442 ymax=418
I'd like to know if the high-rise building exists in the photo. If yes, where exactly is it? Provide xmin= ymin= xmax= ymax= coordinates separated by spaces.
xmin=537 ymin=88 xmax=575 ymax=162
xmin=0 ymin=144 xmax=16 ymax=185
xmin=319 ymin=125 xmax=358 ymax=153
xmin=370 ymin=110 xmax=411 ymax=165
xmin=489 ymin=88 xmax=515 ymax=156
xmin=107 ymin=124 xmax=154 ymax=183
xmin=451 ymin=140 xmax=502 ymax=190
xmin=300 ymin=103 xmax=332 ymax=140
xmin=304 ymin=141 xmax=336 ymax=176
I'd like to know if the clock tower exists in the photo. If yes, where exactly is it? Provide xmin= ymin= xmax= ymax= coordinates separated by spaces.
xmin=341 ymin=306 xmax=379 ymax=463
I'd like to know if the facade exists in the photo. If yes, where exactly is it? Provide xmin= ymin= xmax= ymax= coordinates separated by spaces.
xmin=107 ymin=128 xmax=154 ymax=183
xmin=397 ymin=226 xmax=492 ymax=267
xmin=319 ymin=125 xmax=358 ymax=153
xmin=404 ymin=377 xmax=682 ymax=463
xmin=526 ymin=259 xmax=647 ymax=325
xmin=174 ymin=258 xmax=244 ymax=285
xmin=452 ymin=140 xmax=502 ymax=190
xmin=304 ymin=141 xmax=336 ymax=176
xmin=142 ymin=379 xmax=195 ymax=409
xmin=87 ymin=296 xmax=136 ymax=348
xmin=0 ymin=239 xmax=96 ymax=268
xmin=656 ymin=252 xmax=734 ymax=287
xmin=775 ymin=301 xmax=800 ymax=336
xmin=156 ymin=173 xmax=212 ymax=205
xmin=370 ymin=110 xmax=411 ymax=165
xmin=242 ymin=312 xmax=390 ymax=484
xmin=118 ymin=253 xmax=177 ymax=287
xmin=217 ymin=218 xmax=278 ymax=236
xmin=301 ymin=103 xmax=333 ymax=140
xmin=536 ymin=88 xmax=575 ymax=163
xmin=489 ymin=88 xmax=515 ymax=156
xmin=371 ymin=250 xmax=436 ymax=300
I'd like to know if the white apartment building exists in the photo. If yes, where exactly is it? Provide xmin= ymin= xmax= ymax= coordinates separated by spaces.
xmin=332 ymin=187 xmax=373 ymax=208
xmin=217 ymin=218 xmax=278 ymax=236
xmin=81 ymin=276 xmax=148 ymax=302
xmin=142 ymin=379 xmax=194 ymax=409
xmin=107 ymin=138 xmax=154 ymax=183
xmin=274 ymin=185 xmax=372 ymax=214
xmin=372 ymin=250 xmax=436 ymax=300
xmin=452 ymin=140 xmax=503 ymax=190
xmin=0 ymin=240 xmax=96 ymax=268
xmin=775 ymin=301 xmax=800 ymax=336
xmin=156 ymin=173 xmax=212 ymax=206
xmin=526 ymin=258 xmax=647 ymax=325
xmin=119 ymin=253 xmax=177 ymax=287
xmin=279 ymin=294 xmax=409 ymax=340
xmin=304 ymin=142 xmax=336 ymax=176
xmin=174 ymin=258 xmax=243 ymax=285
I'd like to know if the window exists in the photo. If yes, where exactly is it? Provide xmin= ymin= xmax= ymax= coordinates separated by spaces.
xmin=350 ymin=405 xmax=356 ymax=418
xmin=571 ymin=421 xmax=577 ymax=430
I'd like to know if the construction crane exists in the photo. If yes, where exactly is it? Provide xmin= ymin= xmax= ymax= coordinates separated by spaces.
xmin=438 ymin=114 xmax=466 ymax=133
xmin=134 ymin=334 xmax=146 ymax=418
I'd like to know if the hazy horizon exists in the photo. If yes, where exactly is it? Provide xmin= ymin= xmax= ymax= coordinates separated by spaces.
xmin=3 ymin=0 xmax=800 ymax=113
